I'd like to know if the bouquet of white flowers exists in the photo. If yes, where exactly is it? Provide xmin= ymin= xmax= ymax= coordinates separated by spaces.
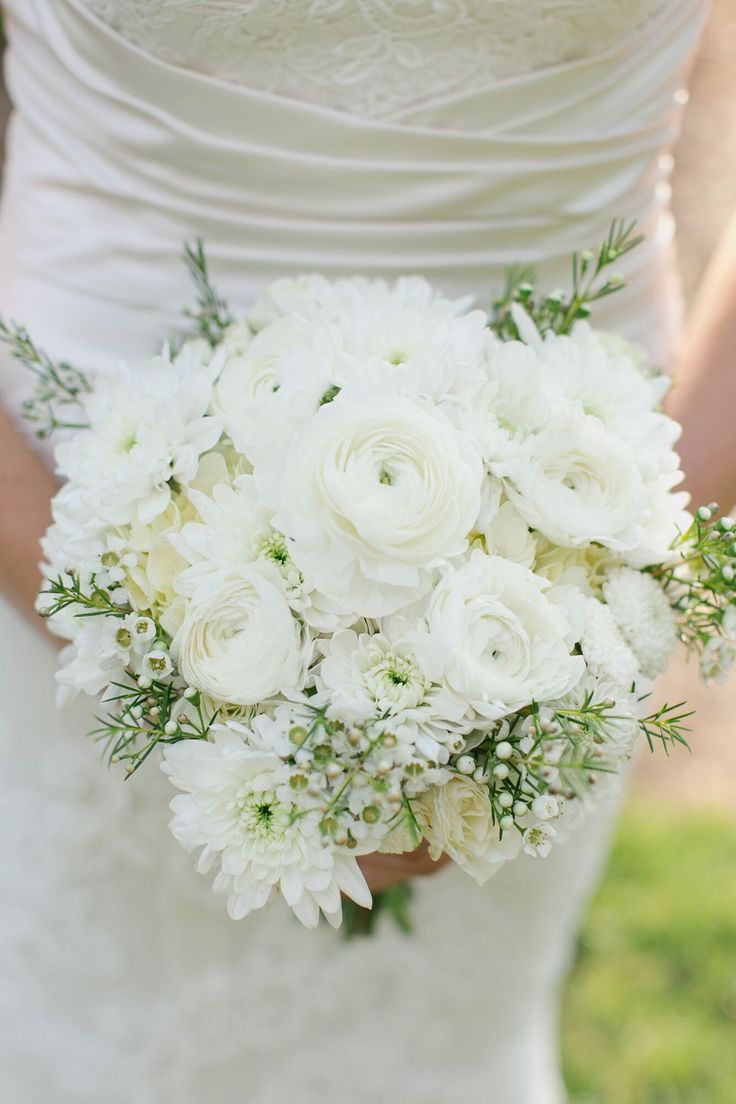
xmin=10 ymin=223 xmax=736 ymax=931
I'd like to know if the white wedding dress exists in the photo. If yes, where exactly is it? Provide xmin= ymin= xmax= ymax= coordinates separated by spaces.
xmin=0 ymin=2 xmax=707 ymax=1101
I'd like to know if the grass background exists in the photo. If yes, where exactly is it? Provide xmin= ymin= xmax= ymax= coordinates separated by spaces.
xmin=561 ymin=810 xmax=736 ymax=1103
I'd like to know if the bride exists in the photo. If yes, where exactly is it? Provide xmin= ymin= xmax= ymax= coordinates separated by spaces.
xmin=0 ymin=2 xmax=733 ymax=1101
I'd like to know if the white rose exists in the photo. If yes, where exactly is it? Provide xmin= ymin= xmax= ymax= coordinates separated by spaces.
xmin=498 ymin=414 xmax=648 ymax=551
xmin=420 ymin=777 xmax=520 ymax=884
xmin=172 ymin=566 xmax=305 ymax=705
xmin=412 ymin=551 xmax=584 ymax=721
xmin=275 ymin=393 xmax=483 ymax=618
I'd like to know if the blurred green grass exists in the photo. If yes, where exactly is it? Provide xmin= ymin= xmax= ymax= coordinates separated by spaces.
xmin=561 ymin=807 xmax=736 ymax=1103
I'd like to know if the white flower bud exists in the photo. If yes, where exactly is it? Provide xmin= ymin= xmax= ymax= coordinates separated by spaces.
xmin=532 ymin=795 xmax=560 ymax=821
xmin=456 ymin=755 xmax=475 ymax=775
xmin=495 ymin=741 xmax=514 ymax=761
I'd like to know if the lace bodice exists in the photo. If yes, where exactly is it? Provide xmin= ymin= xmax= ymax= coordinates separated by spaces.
xmin=83 ymin=0 xmax=668 ymax=119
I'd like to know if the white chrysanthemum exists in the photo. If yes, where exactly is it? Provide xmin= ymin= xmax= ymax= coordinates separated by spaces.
xmin=274 ymin=391 xmax=483 ymax=618
xmin=332 ymin=294 xmax=490 ymax=407
xmin=172 ymin=565 xmax=307 ymax=705
xmin=248 ymin=273 xmax=476 ymax=331
xmin=603 ymin=567 xmax=677 ymax=678
xmin=419 ymin=777 xmax=521 ymax=884
xmin=484 ymin=337 xmax=560 ymax=444
xmin=54 ymin=345 xmax=223 ymax=529
xmin=161 ymin=730 xmax=371 ymax=928
xmin=172 ymin=477 xmax=303 ymax=590
xmin=580 ymin=598 xmax=640 ymax=691
xmin=312 ymin=629 xmax=468 ymax=757
xmin=411 ymin=551 xmax=584 ymax=722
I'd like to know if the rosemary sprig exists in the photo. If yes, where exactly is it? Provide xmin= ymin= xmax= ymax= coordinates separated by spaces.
xmin=491 ymin=219 xmax=644 ymax=340
xmin=38 ymin=572 xmax=130 ymax=620
xmin=183 ymin=239 xmax=234 ymax=346
xmin=0 ymin=317 xmax=91 ymax=438
xmin=94 ymin=678 xmax=215 ymax=777
xmin=638 ymin=701 xmax=693 ymax=755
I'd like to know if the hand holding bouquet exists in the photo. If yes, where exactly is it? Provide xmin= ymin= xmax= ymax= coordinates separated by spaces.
xmin=10 ymin=224 xmax=735 ymax=931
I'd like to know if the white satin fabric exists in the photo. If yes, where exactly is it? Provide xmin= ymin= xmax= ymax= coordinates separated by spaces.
xmin=0 ymin=2 xmax=707 ymax=1102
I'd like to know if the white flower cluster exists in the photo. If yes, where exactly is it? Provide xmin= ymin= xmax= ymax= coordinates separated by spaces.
xmin=40 ymin=273 xmax=700 ymax=930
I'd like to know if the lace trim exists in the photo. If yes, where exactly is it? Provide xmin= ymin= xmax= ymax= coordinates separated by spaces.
xmin=82 ymin=0 xmax=668 ymax=120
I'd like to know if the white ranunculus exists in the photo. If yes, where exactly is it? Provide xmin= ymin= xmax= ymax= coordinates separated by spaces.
xmin=498 ymin=414 xmax=648 ymax=551
xmin=412 ymin=551 xmax=584 ymax=721
xmin=533 ymin=538 xmax=618 ymax=598
xmin=161 ymin=729 xmax=371 ymax=928
xmin=482 ymin=497 xmax=537 ymax=568
xmin=275 ymin=392 xmax=483 ymax=617
xmin=213 ymin=314 xmax=341 ymax=469
xmin=419 ymin=777 xmax=521 ymax=884
xmin=172 ymin=565 xmax=306 ymax=705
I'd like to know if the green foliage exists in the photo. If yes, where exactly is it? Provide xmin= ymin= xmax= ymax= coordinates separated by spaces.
xmin=652 ymin=507 xmax=736 ymax=663
xmin=492 ymin=219 xmax=644 ymax=340
xmin=562 ymin=807 xmax=736 ymax=1103
xmin=342 ymin=882 xmax=414 ymax=939
xmin=183 ymin=238 xmax=234 ymax=345
xmin=0 ymin=316 xmax=91 ymax=437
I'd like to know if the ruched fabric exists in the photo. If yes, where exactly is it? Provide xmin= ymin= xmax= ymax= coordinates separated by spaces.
xmin=0 ymin=0 xmax=705 ymax=409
